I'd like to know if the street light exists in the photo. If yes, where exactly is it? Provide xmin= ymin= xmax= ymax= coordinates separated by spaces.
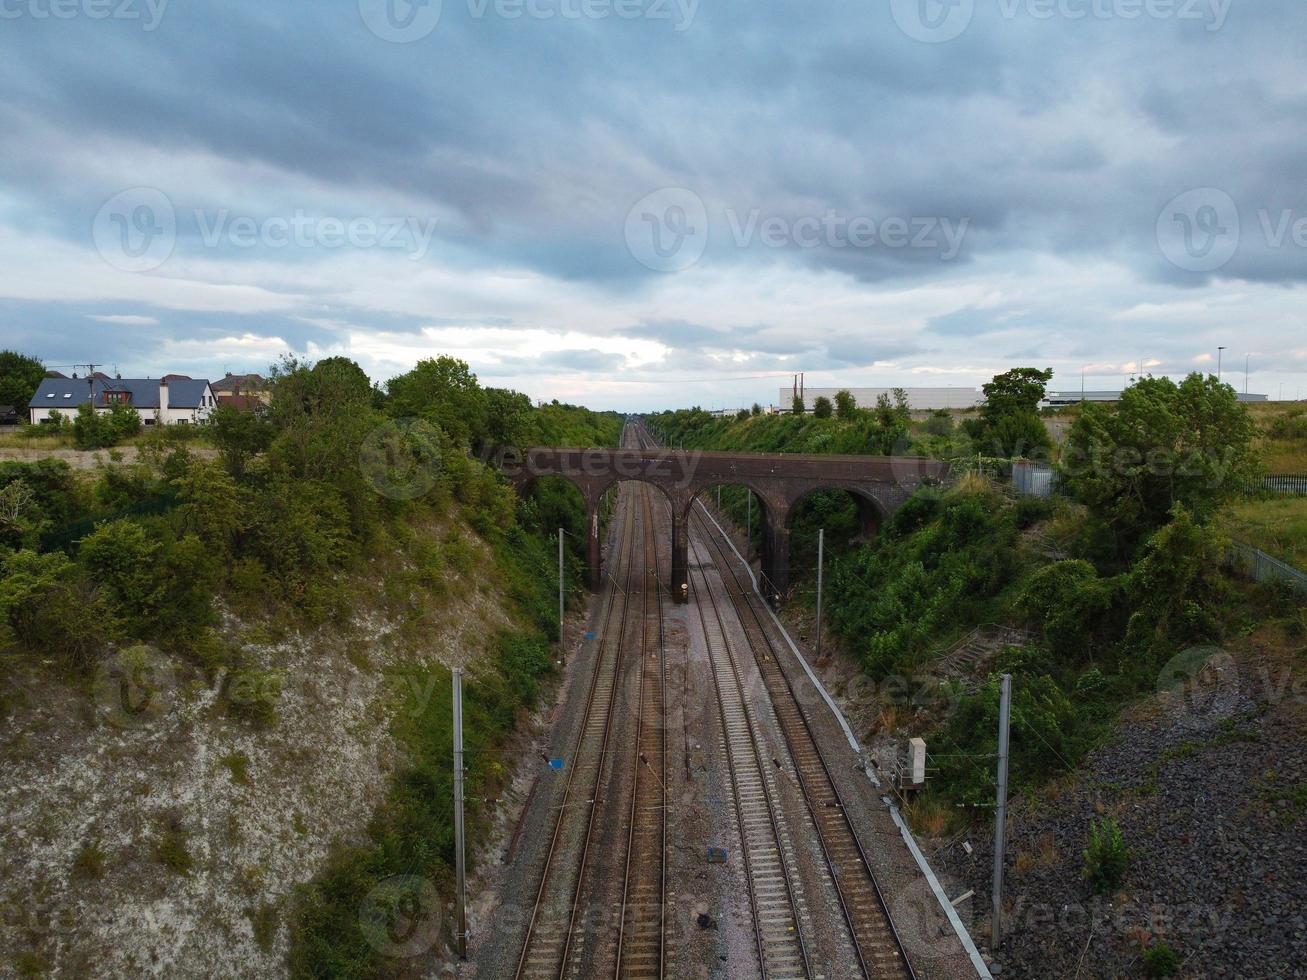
xmin=1217 ymin=346 xmax=1226 ymax=380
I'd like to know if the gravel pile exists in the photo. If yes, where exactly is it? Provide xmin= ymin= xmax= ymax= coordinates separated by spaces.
xmin=939 ymin=650 xmax=1307 ymax=977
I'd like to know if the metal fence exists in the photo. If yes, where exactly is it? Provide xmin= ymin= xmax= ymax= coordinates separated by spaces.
xmin=1228 ymin=540 xmax=1307 ymax=596
xmin=1012 ymin=460 xmax=1057 ymax=498
xmin=1247 ymin=475 xmax=1307 ymax=497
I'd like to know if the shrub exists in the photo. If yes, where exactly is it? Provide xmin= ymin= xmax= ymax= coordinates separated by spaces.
xmin=0 ymin=549 xmax=112 ymax=669
xmin=1083 ymin=817 xmax=1129 ymax=893
xmin=156 ymin=814 xmax=194 ymax=875
xmin=923 ymin=409 xmax=955 ymax=437
xmin=224 ymin=668 xmax=282 ymax=725
xmin=78 ymin=519 xmax=165 ymax=636
xmin=1142 ymin=941 xmax=1181 ymax=977
xmin=1013 ymin=495 xmax=1053 ymax=529
xmin=73 ymin=404 xmax=114 ymax=450
xmin=72 ymin=840 xmax=107 ymax=879
xmin=1017 ymin=560 xmax=1118 ymax=659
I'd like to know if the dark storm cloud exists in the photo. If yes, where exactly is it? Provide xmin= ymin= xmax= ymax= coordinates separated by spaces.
xmin=0 ymin=0 xmax=1305 ymax=404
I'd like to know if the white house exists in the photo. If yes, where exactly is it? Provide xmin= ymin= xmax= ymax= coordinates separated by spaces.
xmin=29 ymin=375 xmax=218 ymax=426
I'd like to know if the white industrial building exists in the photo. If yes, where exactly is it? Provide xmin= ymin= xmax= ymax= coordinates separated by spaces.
xmin=780 ymin=387 xmax=983 ymax=412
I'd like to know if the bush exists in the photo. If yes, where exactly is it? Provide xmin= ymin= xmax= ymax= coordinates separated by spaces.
xmin=73 ymin=404 xmax=117 ymax=450
xmin=1083 ymin=817 xmax=1129 ymax=893
xmin=224 ymin=667 xmax=283 ymax=725
xmin=1142 ymin=941 xmax=1181 ymax=977
xmin=0 ymin=549 xmax=113 ymax=669
xmin=1017 ymin=560 xmax=1118 ymax=659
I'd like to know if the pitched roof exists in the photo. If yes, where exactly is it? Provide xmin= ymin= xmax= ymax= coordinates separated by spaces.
xmin=212 ymin=373 xmax=267 ymax=393
xmin=166 ymin=378 xmax=211 ymax=408
xmin=28 ymin=377 xmax=213 ymax=410
xmin=215 ymin=394 xmax=263 ymax=412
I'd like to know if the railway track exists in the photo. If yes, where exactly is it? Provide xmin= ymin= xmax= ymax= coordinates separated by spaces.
xmin=688 ymin=499 xmax=916 ymax=979
xmin=518 ymin=421 xmax=914 ymax=978
xmin=518 ymin=424 xmax=670 ymax=980
xmin=686 ymin=530 xmax=810 ymax=978
xmin=516 ymin=436 xmax=644 ymax=979
xmin=614 ymin=468 xmax=667 ymax=978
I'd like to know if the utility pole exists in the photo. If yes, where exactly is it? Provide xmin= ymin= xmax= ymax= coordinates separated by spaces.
xmin=1245 ymin=354 xmax=1250 ymax=395
xmin=453 ymin=668 xmax=468 ymax=959
xmin=558 ymin=529 xmax=565 ymax=647
xmin=991 ymin=673 xmax=1012 ymax=949
xmin=815 ymin=528 xmax=824 ymax=662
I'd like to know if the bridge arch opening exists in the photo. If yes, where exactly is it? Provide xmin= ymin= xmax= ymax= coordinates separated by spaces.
xmin=783 ymin=487 xmax=886 ymax=594
xmin=596 ymin=478 xmax=674 ymax=591
xmin=515 ymin=473 xmax=590 ymax=563
xmin=690 ymin=482 xmax=771 ymax=562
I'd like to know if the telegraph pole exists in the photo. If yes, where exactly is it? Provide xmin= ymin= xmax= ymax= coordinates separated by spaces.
xmin=991 ymin=673 xmax=1012 ymax=949
xmin=453 ymin=668 xmax=468 ymax=959
xmin=815 ymin=528 xmax=824 ymax=662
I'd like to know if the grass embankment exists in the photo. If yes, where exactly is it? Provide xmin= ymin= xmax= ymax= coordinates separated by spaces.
xmin=1250 ymin=402 xmax=1307 ymax=472
xmin=1225 ymin=497 xmax=1307 ymax=570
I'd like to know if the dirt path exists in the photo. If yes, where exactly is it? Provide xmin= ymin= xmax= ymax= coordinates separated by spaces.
xmin=0 ymin=447 xmax=219 ymax=470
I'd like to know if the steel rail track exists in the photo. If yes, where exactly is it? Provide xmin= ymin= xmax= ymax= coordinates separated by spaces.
xmin=614 ymin=470 xmax=667 ymax=979
xmin=515 ymin=428 xmax=645 ymax=980
xmin=685 ymin=528 xmax=811 ymax=979
xmin=688 ymin=501 xmax=916 ymax=979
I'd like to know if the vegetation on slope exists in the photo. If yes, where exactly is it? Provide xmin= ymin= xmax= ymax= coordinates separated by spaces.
xmin=656 ymin=372 xmax=1300 ymax=826
xmin=0 ymin=352 xmax=621 ymax=977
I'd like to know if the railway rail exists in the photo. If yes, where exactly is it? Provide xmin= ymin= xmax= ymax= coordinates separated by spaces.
xmin=688 ymin=497 xmax=915 ymax=979
xmin=516 ymin=427 xmax=649 ymax=979
xmin=686 ymin=530 xmax=811 ymax=978
xmin=517 ymin=422 xmax=916 ymax=979
xmin=615 ymin=463 xmax=668 ymax=978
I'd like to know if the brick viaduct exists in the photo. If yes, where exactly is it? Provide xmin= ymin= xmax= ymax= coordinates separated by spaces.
xmin=499 ymin=440 xmax=948 ymax=603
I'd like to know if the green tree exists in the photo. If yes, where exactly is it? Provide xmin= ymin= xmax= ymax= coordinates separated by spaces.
xmin=792 ymin=395 xmax=805 ymax=415
xmin=78 ymin=519 xmax=165 ymax=635
xmin=268 ymin=356 xmax=380 ymax=483
xmin=874 ymin=390 xmax=911 ymax=429
xmin=1060 ymin=374 xmax=1258 ymax=557
xmin=0 ymin=351 xmax=45 ymax=410
xmin=386 ymin=357 xmax=488 ymax=448
xmin=483 ymin=387 xmax=533 ymax=447
xmin=965 ymin=367 xmax=1054 ymax=458
xmin=107 ymin=403 xmax=141 ymax=441
xmin=73 ymin=404 xmax=114 ymax=450
xmin=175 ymin=459 xmax=246 ymax=556
xmin=813 ymin=396 xmax=833 ymax=419
xmin=751 ymin=403 xmax=762 ymax=417
xmin=834 ymin=389 xmax=857 ymax=420
xmin=210 ymin=404 xmax=273 ymax=479
xmin=735 ymin=408 xmax=750 ymax=421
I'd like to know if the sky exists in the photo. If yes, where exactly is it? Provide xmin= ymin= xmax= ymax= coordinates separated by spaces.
xmin=1 ymin=0 xmax=1305 ymax=410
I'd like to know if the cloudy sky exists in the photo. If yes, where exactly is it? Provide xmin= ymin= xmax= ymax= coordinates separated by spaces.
xmin=1 ymin=0 xmax=1304 ymax=409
